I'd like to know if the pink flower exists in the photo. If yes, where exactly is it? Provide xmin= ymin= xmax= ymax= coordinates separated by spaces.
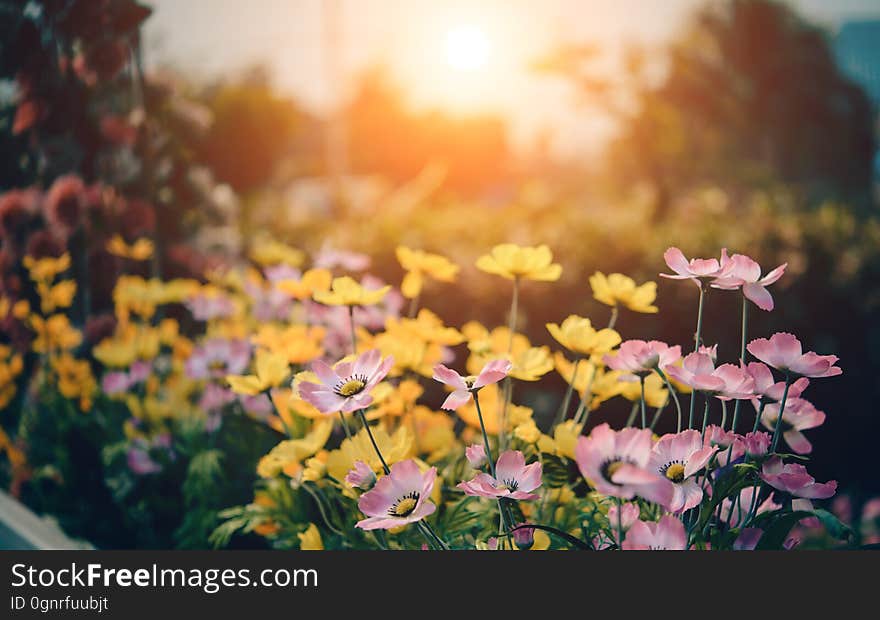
xmin=356 ymin=460 xmax=436 ymax=531
xmin=458 ymin=450 xmax=542 ymax=500
xmin=299 ymin=349 xmax=394 ymax=414
xmin=711 ymin=253 xmax=787 ymax=311
xmin=622 ymin=515 xmax=688 ymax=550
xmin=603 ymin=340 xmax=681 ymax=379
xmin=465 ymin=444 xmax=487 ymax=468
xmin=665 ymin=352 xmax=755 ymax=399
xmin=186 ymin=292 xmax=236 ymax=321
xmin=346 ymin=460 xmax=377 ymax=490
xmin=747 ymin=333 xmax=842 ymax=378
xmin=745 ymin=362 xmax=809 ymax=402
xmin=733 ymin=528 xmax=763 ymax=550
xmin=648 ymin=430 xmax=717 ymax=512
xmin=432 ymin=359 xmax=512 ymax=410
xmin=127 ymin=446 xmax=161 ymax=475
xmin=719 ymin=486 xmax=781 ymax=527
xmin=199 ymin=383 xmax=236 ymax=412
xmin=760 ymin=398 xmax=825 ymax=454
xmin=102 ymin=371 xmax=131 ymax=395
xmin=314 ymin=242 xmax=371 ymax=271
xmin=596 ymin=502 xmax=641 ymax=548
xmin=574 ymin=424 xmax=674 ymax=506
xmin=186 ymin=338 xmax=251 ymax=380
xmin=743 ymin=431 xmax=771 ymax=457
xmin=760 ymin=457 xmax=837 ymax=499
xmin=703 ymin=425 xmax=745 ymax=466
xmin=512 ymin=523 xmax=536 ymax=549
xmin=660 ymin=247 xmax=730 ymax=286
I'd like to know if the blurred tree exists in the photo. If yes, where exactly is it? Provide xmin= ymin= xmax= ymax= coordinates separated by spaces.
xmin=196 ymin=68 xmax=304 ymax=193
xmin=540 ymin=0 xmax=877 ymax=216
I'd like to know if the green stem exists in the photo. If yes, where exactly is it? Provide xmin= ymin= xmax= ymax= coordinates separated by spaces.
xmin=554 ymin=355 xmax=581 ymax=427
xmin=687 ymin=285 xmax=707 ymax=428
xmin=473 ymin=391 xmax=496 ymax=478
xmin=338 ymin=410 xmax=352 ymax=440
xmin=356 ymin=409 xmax=389 ymax=475
xmin=607 ymin=305 xmax=619 ymax=331
xmin=407 ymin=292 xmax=420 ymax=318
xmin=720 ymin=399 xmax=728 ymax=431
xmin=731 ymin=296 xmax=749 ymax=434
xmin=770 ymin=374 xmax=792 ymax=453
xmin=418 ymin=521 xmax=450 ymax=550
xmin=347 ymin=305 xmax=358 ymax=356
xmin=639 ymin=376 xmax=647 ymax=429
xmin=700 ymin=396 xmax=710 ymax=437
xmin=616 ymin=497 xmax=624 ymax=550
xmin=625 ymin=402 xmax=639 ymax=427
xmin=649 ymin=405 xmax=666 ymax=431
xmin=752 ymin=399 xmax=767 ymax=433
xmin=655 ymin=368 xmax=682 ymax=432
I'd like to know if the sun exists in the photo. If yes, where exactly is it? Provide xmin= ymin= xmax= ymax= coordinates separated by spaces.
xmin=445 ymin=24 xmax=491 ymax=72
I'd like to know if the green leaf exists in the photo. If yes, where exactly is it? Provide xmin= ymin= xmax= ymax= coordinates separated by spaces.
xmin=540 ymin=453 xmax=571 ymax=488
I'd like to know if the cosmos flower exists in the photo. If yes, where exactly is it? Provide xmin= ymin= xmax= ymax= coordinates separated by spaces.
xmin=298 ymin=349 xmax=393 ymax=413
xmin=458 ymin=450 xmax=542 ymax=500
xmin=356 ymin=460 xmax=437 ymax=531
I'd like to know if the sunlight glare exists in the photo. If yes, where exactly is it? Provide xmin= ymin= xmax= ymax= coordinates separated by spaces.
xmin=445 ymin=24 xmax=490 ymax=71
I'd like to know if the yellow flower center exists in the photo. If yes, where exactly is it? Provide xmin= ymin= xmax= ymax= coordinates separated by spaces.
xmin=336 ymin=378 xmax=366 ymax=397
xmin=606 ymin=461 xmax=624 ymax=478
xmin=664 ymin=463 xmax=686 ymax=483
xmin=464 ymin=375 xmax=478 ymax=388
xmin=601 ymin=458 xmax=634 ymax=486
xmin=391 ymin=495 xmax=419 ymax=517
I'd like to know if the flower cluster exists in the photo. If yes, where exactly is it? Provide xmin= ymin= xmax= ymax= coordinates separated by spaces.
xmin=0 ymin=238 xmax=852 ymax=551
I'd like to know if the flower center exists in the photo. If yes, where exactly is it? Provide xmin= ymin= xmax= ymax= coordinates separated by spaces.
xmin=601 ymin=458 xmax=633 ymax=485
xmin=497 ymin=478 xmax=519 ymax=492
xmin=389 ymin=492 xmax=419 ymax=517
xmin=335 ymin=374 xmax=368 ymax=397
xmin=463 ymin=375 xmax=478 ymax=389
xmin=663 ymin=462 xmax=686 ymax=483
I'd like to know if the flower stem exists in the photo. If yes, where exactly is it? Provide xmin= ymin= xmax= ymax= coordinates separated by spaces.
xmin=507 ymin=276 xmax=519 ymax=351
xmin=338 ymin=410 xmax=352 ymax=440
xmin=720 ymin=399 xmax=728 ymax=430
xmin=731 ymin=296 xmax=749 ymax=434
xmin=700 ymin=396 xmax=710 ymax=437
xmin=607 ymin=305 xmax=619 ymax=331
xmin=616 ymin=497 xmax=624 ymax=550
xmin=770 ymin=374 xmax=792 ymax=453
xmin=347 ymin=305 xmax=357 ymax=356
xmin=356 ymin=409 xmax=390 ymax=475
xmin=407 ymin=293 xmax=420 ymax=319
xmin=473 ymin=391 xmax=496 ymax=479
xmin=625 ymin=402 xmax=639 ymax=427
xmin=655 ymin=368 xmax=682 ymax=432
xmin=639 ymin=376 xmax=647 ymax=429
xmin=554 ymin=355 xmax=581 ymax=428
xmin=687 ymin=285 xmax=707 ymax=428
xmin=418 ymin=521 xmax=450 ymax=550
xmin=752 ymin=399 xmax=767 ymax=433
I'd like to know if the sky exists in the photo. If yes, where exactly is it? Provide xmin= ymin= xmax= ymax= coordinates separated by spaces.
xmin=143 ymin=0 xmax=880 ymax=156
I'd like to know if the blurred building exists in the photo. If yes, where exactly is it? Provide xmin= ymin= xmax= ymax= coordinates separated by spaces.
xmin=834 ymin=20 xmax=880 ymax=185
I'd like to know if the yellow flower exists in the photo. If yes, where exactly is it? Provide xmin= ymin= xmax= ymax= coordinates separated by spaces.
xmin=510 ymin=346 xmax=554 ymax=381
xmin=617 ymin=372 xmax=669 ymax=408
xmin=457 ymin=383 xmax=533 ymax=435
xmin=298 ymin=524 xmax=324 ymax=550
xmin=368 ymin=330 xmax=446 ymax=378
xmin=514 ymin=419 xmax=541 ymax=443
xmin=325 ymin=425 xmax=414 ymax=480
xmin=51 ymin=354 xmax=96 ymax=411
xmin=463 ymin=322 xmax=531 ymax=375
xmin=276 ymin=268 xmax=333 ymax=300
xmin=12 ymin=299 xmax=30 ymax=319
xmin=547 ymin=315 xmax=621 ymax=356
xmin=106 ymin=235 xmax=154 ymax=261
xmin=252 ymin=325 xmax=325 ymax=364
xmin=589 ymin=272 xmax=658 ymax=314
xmin=0 ymin=345 xmax=24 ymax=409
xmin=93 ymin=337 xmax=137 ymax=368
xmin=23 ymin=253 xmax=70 ymax=282
xmin=36 ymin=280 xmax=76 ymax=314
xmin=227 ymin=349 xmax=290 ymax=396
xmin=408 ymin=405 xmax=455 ymax=462
xmin=250 ymin=240 xmax=305 ymax=267
xmin=157 ymin=318 xmax=180 ymax=346
xmin=368 ymin=379 xmax=423 ymax=419
xmin=553 ymin=420 xmax=583 ymax=459
xmin=313 ymin=276 xmax=390 ymax=307
xmin=396 ymin=246 xmax=459 ymax=299
xmin=554 ymin=353 xmax=597 ymax=399
xmin=30 ymin=314 xmax=82 ymax=353
xmin=385 ymin=310 xmax=464 ymax=346
xmin=256 ymin=420 xmax=332 ymax=478
xmin=476 ymin=244 xmax=562 ymax=282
